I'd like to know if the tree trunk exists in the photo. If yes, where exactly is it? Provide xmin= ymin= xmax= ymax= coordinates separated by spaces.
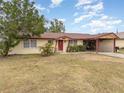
xmin=4 ymin=49 xmax=9 ymax=56
xmin=3 ymin=44 xmax=10 ymax=57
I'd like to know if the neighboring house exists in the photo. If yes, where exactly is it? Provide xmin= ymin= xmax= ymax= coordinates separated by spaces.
xmin=116 ymin=32 xmax=124 ymax=48
xmin=10 ymin=32 xmax=118 ymax=54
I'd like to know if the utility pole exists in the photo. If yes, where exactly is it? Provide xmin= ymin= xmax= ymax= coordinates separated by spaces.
xmin=116 ymin=28 xmax=119 ymax=34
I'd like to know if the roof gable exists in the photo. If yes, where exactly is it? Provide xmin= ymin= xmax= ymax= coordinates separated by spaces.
xmin=95 ymin=33 xmax=119 ymax=39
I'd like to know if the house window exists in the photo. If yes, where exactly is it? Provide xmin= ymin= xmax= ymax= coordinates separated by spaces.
xmin=74 ymin=40 xmax=77 ymax=45
xmin=48 ymin=40 xmax=53 ymax=44
xmin=23 ymin=39 xmax=37 ymax=48
xmin=69 ymin=40 xmax=77 ymax=46
xmin=31 ymin=39 xmax=37 ymax=48
xmin=24 ymin=40 xmax=30 ymax=48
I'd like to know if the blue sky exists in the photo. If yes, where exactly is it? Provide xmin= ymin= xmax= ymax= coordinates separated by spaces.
xmin=34 ymin=0 xmax=124 ymax=34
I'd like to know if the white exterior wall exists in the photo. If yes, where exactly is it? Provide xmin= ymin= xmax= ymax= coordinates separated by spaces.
xmin=116 ymin=39 xmax=124 ymax=48
xmin=99 ymin=40 xmax=114 ymax=52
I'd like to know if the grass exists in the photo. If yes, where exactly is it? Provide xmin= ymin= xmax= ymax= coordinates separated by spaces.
xmin=118 ymin=49 xmax=124 ymax=54
xmin=0 ymin=53 xmax=124 ymax=93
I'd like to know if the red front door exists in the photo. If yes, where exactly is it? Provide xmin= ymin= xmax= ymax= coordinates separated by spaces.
xmin=58 ymin=40 xmax=63 ymax=51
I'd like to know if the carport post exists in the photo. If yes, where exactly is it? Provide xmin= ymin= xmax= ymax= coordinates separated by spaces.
xmin=96 ymin=39 xmax=99 ymax=53
xmin=113 ymin=39 xmax=116 ymax=52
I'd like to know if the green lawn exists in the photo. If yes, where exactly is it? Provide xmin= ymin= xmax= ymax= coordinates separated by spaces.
xmin=0 ymin=53 xmax=124 ymax=93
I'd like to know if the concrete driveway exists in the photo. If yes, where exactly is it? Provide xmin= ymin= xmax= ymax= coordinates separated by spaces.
xmin=99 ymin=52 xmax=124 ymax=58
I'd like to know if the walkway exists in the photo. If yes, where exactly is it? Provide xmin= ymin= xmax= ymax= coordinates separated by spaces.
xmin=60 ymin=52 xmax=124 ymax=59
xmin=99 ymin=52 xmax=124 ymax=59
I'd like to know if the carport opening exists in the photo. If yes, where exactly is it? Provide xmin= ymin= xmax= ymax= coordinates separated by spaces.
xmin=84 ymin=40 xmax=96 ymax=51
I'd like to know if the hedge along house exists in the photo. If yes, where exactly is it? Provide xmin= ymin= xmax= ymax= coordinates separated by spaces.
xmin=10 ymin=32 xmax=119 ymax=54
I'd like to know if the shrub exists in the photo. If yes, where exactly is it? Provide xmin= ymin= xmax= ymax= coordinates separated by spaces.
xmin=68 ymin=45 xmax=86 ymax=52
xmin=40 ymin=43 xmax=54 ymax=56
xmin=120 ymin=47 xmax=124 ymax=49
xmin=68 ymin=45 xmax=78 ymax=52
xmin=77 ymin=45 xmax=86 ymax=51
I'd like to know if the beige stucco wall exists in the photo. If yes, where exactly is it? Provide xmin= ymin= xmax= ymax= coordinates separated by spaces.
xmin=55 ymin=40 xmax=69 ymax=52
xmin=116 ymin=39 xmax=124 ymax=48
xmin=55 ymin=40 xmax=83 ymax=52
xmin=10 ymin=39 xmax=84 ymax=54
xmin=99 ymin=40 xmax=114 ymax=52
xmin=10 ymin=39 xmax=56 ymax=54
xmin=77 ymin=40 xmax=83 ymax=45
xmin=63 ymin=40 xmax=69 ymax=52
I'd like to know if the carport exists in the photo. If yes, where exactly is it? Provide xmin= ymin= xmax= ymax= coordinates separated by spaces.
xmin=84 ymin=33 xmax=119 ymax=53
xmin=95 ymin=33 xmax=119 ymax=53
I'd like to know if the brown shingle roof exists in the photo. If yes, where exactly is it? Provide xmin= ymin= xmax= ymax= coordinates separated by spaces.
xmin=40 ymin=32 xmax=92 ymax=39
xmin=90 ymin=33 xmax=119 ymax=39
xmin=31 ymin=32 xmax=118 ymax=40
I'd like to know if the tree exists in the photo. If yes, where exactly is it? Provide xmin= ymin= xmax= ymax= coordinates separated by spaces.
xmin=49 ymin=19 xmax=65 ymax=33
xmin=0 ymin=0 xmax=46 ymax=56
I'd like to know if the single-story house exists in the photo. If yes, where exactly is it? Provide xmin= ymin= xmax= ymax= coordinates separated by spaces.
xmin=116 ymin=32 xmax=124 ymax=48
xmin=10 ymin=32 xmax=118 ymax=54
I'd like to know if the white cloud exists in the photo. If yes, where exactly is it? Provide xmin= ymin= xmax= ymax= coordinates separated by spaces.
xmin=34 ymin=4 xmax=50 ymax=14
xmin=81 ymin=15 xmax=122 ymax=33
xmin=84 ymin=2 xmax=104 ymax=13
xmin=75 ymin=0 xmax=96 ymax=7
xmin=94 ymin=18 xmax=121 ymax=26
xmin=81 ymin=24 xmax=89 ymax=28
xmin=74 ymin=1 xmax=104 ymax=24
xmin=34 ymin=4 xmax=46 ymax=12
xmin=100 ymin=15 xmax=109 ymax=20
xmin=107 ymin=20 xmax=122 ymax=25
xmin=58 ymin=18 xmax=66 ymax=22
xmin=73 ymin=12 xmax=79 ymax=17
xmin=50 ymin=0 xmax=63 ymax=8
xmin=74 ymin=14 xmax=91 ymax=23
xmin=74 ymin=0 xmax=123 ymax=33
xmin=89 ymin=20 xmax=108 ymax=28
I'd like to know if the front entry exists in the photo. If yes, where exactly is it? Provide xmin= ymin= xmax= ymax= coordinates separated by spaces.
xmin=58 ymin=40 xmax=63 ymax=51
